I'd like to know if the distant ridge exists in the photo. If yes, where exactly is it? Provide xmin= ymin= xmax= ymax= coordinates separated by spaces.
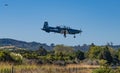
xmin=0 ymin=38 xmax=120 ymax=51
xmin=0 ymin=38 xmax=53 ymax=50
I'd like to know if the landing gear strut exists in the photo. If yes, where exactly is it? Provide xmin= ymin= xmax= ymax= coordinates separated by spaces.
xmin=74 ymin=35 xmax=76 ymax=38
xmin=64 ymin=34 xmax=66 ymax=38
xmin=63 ymin=30 xmax=67 ymax=38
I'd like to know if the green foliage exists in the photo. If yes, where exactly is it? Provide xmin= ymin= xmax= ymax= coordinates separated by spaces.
xmin=0 ymin=68 xmax=11 ymax=73
xmin=117 ymin=48 xmax=120 ymax=60
xmin=21 ymin=46 xmax=47 ymax=59
xmin=87 ymin=46 xmax=102 ymax=59
xmin=0 ymin=50 xmax=23 ymax=64
xmin=10 ymin=52 xmax=23 ymax=64
xmin=53 ymin=45 xmax=76 ymax=61
xmin=99 ymin=59 xmax=107 ymax=66
xmin=36 ymin=46 xmax=47 ymax=56
xmin=46 ymin=54 xmax=54 ymax=61
xmin=22 ymin=52 xmax=38 ymax=59
xmin=92 ymin=68 xmax=113 ymax=73
xmin=87 ymin=46 xmax=113 ymax=63
xmin=114 ymin=67 xmax=120 ymax=73
xmin=100 ymin=46 xmax=113 ymax=63
xmin=0 ymin=51 xmax=5 ymax=61
xmin=92 ymin=64 xmax=120 ymax=73
xmin=75 ymin=50 xmax=85 ymax=60
xmin=54 ymin=45 xmax=74 ymax=56
xmin=92 ymin=64 xmax=113 ymax=73
xmin=0 ymin=50 xmax=13 ymax=61
xmin=0 ymin=44 xmax=120 ymax=65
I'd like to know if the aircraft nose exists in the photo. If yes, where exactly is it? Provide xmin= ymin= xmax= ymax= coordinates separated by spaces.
xmin=41 ymin=28 xmax=43 ymax=30
xmin=41 ymin=28 xmax=45 ymax=30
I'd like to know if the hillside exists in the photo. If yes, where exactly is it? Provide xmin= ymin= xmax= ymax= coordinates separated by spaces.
xmin=0 ymin=38 xmax=53 ymax=50
xmin=0 ymin=38 xmax=120 ymax=51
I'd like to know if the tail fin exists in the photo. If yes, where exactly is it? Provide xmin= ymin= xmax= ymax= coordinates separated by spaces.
xmin=43 ymin=21 xmax=48 ymax=28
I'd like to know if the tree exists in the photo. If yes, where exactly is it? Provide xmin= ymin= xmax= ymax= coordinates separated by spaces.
xmin=75 ymin=50 xmax=85 ymax=60
xmin=10 ymin=52 xmax=23 ymax=64
xmin=116 ymin=48 xmax=120 ymax=64
xmin=87 ymin=46 xmax=113 ymax=63
xmin=87 ymin=46 xmax=101 ymax=59
xmin=54 ymin=45 xmax=74 ymax=56
xmin=90 ymin=43 xmax=95 ymax=47
xmin=117 ymin=48 xmax=120 ymax=61
xmin=53 ymin=45 xmax=75 ymax=61
xmin=0 ymin=51 xmax=5 ymax=61
xmin=36 ymin=46 xmax=47 ymax=56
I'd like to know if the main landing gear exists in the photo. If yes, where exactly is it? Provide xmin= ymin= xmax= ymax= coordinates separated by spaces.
xmin=73 ymin=35 xmax=76 ymax=38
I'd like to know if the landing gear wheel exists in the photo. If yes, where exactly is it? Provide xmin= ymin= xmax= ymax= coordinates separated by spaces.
xmin=74 ymin=35 xmax=76 ymax=38
xmin=64 ymin=30 xmax=67 ymax=38
xmin=64 ymin=35 xmax=66 ymax=38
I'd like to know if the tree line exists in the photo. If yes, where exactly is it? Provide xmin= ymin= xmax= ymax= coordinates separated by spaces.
xmin=0 ymin=44 xmax=120 ymax=66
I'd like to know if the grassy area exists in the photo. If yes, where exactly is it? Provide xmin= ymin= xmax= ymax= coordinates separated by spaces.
xmin=0 ymin=62 xmax=120 ymax=73
xmin=0 ymin=62 xmax=97 ymax=73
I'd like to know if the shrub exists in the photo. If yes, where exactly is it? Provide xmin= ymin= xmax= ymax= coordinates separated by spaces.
xmin=0 ymin=51 xmax=5 ymax=61
xmin=10 ymin=52 xmax=23 ymax=64
xmin=114 ymin=67 xmax=120 ymax=73
xmin=92 ymin=65 xmax=113 ymax=73
xmin=0 ymin=51 xmax=13 ymax=61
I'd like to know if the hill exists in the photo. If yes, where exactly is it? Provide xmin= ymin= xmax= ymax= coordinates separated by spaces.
xmin=0 ymin=38 xmax=120 ymax=51
xmin=0 ymin=38 xmax=53 ymax=50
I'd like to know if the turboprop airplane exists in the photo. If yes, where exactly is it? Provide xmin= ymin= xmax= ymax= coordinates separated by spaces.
xmin=42 ymin=21 xmax=82 ymax=38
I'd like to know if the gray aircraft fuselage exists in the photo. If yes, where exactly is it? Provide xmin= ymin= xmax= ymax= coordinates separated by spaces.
xmin=42 ymin=21 xmax=82 ymax=38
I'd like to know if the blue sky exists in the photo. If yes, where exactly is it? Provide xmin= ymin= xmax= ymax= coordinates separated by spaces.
xmin=0 ymin=0 xmax=120 ymax=46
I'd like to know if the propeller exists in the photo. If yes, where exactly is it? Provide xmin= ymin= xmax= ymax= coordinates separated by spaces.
xmin=79 ymin=24 xmax=83 ymax=35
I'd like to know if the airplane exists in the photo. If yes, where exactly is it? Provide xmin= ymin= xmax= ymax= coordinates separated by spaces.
xmin=41 ymin=21 xmax=82 ymax=38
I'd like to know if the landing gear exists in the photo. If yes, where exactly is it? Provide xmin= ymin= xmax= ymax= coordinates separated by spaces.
xmin=74 ymin=35 xmax=76 ymax=38
xmin=63 ymin=30 xmax=67 ymax=38
xmin=64 ymin=34 xmax=66 ymax=38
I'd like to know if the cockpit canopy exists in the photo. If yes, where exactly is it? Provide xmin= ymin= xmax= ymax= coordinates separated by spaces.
xmin=56 ymin=25 xmax=70 ymax=29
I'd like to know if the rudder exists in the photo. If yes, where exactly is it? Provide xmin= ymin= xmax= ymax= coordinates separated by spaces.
xmin=43 ymin=21 xmax=48 ymax=28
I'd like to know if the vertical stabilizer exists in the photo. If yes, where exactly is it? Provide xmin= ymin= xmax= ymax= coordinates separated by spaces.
xmin=43 ymin=21 xmax=48 ymax=28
